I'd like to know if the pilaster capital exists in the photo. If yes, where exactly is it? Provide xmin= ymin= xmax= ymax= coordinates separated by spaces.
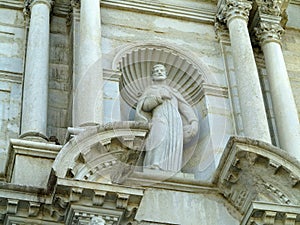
xmin=255 ymin=21 xmax=284 ymax=46
xmin=218 ymin=0 xmax=252 ymax=25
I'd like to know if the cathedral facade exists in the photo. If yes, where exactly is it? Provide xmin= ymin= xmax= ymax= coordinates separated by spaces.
xmin=0 ymin=0 xmax=300 ymax=224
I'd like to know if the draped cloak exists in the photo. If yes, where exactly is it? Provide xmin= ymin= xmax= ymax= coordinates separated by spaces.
xmin=135 ymin=84 xmax=198 ymax=172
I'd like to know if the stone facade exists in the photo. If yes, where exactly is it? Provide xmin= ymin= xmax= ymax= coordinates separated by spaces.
xmin=0 ymin=0 xmax=300 ymax=224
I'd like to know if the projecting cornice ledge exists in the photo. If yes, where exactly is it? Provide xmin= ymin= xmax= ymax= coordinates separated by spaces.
xmin=213 ymin=136 xmax=300 ymax=219
xmin=101 ymin=0 xmax=216 ymax=24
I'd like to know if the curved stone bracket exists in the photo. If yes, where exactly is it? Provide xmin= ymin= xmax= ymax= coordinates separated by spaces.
xmin=213 ymin=136 xmax=300 ymax=214
xmin=53 ymin=122 xmax=150 ymax=184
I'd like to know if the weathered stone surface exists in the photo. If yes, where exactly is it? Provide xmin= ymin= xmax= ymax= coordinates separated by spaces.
xmin=135 ymin=189 xmax=239 ymax=225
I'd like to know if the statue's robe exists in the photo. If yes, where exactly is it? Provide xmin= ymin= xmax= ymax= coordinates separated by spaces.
xmin=135 ymin=84 xmax=198 ymax=172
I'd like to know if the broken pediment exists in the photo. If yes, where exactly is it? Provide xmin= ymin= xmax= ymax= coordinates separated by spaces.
xmin=213 ymin=136 xmax=300 ymax=215
xmin=52 ymin=122 xmax=150 ymax=184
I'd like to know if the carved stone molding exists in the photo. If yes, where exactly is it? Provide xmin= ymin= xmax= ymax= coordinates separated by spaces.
xmin=241 ymin=202 xmax=300 ymax=225
xmin=214 ymin=136 xmax=300 ymax=215
xmin=255 ymin=21 xmax=284 ymax=45
xmin=53 ymin=122 xmax=150 ymax=184
xmin=256 ymin=0 xmax=281 ymax=16
xmin=57 ymin=178 xmax=144 ymax=224
xmin=217 ymin=0 xmax=252 ymax=24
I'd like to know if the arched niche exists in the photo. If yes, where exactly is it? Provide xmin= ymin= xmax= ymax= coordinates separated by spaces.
xmin=52 ymin=122 xmax=150 ymax=184
xmin=112 ymin=42 xmax=212 ymax=109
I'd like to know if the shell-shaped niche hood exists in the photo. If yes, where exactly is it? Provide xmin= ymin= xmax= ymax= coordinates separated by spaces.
xmin=113 ymin=44 xmax=210 ymax=108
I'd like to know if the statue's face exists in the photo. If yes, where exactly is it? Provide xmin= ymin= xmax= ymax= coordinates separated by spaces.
xmin=152 ymin=65 xmax=167 ymax=81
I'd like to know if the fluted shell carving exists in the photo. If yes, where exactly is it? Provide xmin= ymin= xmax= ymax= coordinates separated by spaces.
xmin=117 ymin=47 xmax=205 ymax=108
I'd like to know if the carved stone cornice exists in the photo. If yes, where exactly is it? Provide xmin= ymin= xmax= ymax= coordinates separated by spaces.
xmin=218 ymin=0 xmax=252 ymax=24
xmin=241 ymin=202 xmax=300 ymax=225
xmin=213 ymin=136 xmax=300 ymax=215
xmin=255 ymin=21 xmax=284 ymax=45
xmin=214 ymin=21 xmax=230 ymax=43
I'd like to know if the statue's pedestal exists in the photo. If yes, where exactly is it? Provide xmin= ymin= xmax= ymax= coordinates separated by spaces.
xmin=142 ymin=168 xmax=195 ymax=180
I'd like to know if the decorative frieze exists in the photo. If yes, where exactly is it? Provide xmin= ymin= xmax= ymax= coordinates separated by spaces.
xmin=218 ymin=0 xmax=252 ymax=24
xmin=255 ymin=22 xmax=284 ymax=45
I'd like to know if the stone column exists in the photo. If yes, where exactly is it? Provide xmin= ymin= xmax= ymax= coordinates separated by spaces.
xmin=21 ymin=0 xmax=53 ymax=137
xmin=256 ymin=20 xmax=300 ymax=160
xmin=218 ymin=0 xmax=271 ymax=143
xmin=73 ymin=0 xmax=103 ymax=126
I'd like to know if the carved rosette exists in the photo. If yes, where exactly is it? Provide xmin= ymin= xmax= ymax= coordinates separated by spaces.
xmin=255 ymin=22 xmax=284 ymax=45
xmin=218 ymin=0 xmax=252 ymax=24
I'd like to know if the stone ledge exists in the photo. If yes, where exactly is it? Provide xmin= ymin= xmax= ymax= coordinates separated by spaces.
xmin=102 ymin=0 xmax=216 ymax=24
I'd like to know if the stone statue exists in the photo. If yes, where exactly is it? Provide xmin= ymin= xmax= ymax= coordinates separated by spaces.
xmin=135 ymin=64 xmax=198 ymax=172
xmin=89 ymin=216 xmax=106 ymax=225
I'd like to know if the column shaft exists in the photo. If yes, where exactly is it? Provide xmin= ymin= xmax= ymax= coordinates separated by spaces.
xmin=227 ymin=17 xmax=271 ymax=143
xmin=73 ymin=0 xmax=103 ymax=126
xmin=21 ymin=0 xmax=51 ymax=136
xmin=262 ymin=41 xmax=300 ymax=159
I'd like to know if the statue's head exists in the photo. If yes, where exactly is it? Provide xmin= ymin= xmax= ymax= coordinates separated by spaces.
xmin=151 ymin=64 xmax=167 ymax=81
xmin=89 ymin=216 xmax=105 ymax=225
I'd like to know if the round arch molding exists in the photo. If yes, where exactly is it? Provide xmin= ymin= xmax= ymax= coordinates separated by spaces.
xmin=52 ymin=122 xmax=150 ymax=183
xmin=112 ymin=42 xmax=212 ymax=108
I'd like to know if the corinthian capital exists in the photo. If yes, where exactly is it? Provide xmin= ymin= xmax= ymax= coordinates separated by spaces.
xmin=218 ymin=0 xmax=252 ymax=24
xmin=255 ymin=21 xmax=284 ymax=45
xmin=257 ymin=0 xmax=281 ymax=16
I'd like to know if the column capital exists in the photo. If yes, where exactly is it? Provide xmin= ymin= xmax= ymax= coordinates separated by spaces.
xmin=218 ymin=0 xmax=252 ymax=24
xmin=257 ymin=0 xmax=282 ymax=17
xmin=255 ymin=21 xmax=284 ymax=46
xmin=24 ymin=0 xmax=55 ymax=17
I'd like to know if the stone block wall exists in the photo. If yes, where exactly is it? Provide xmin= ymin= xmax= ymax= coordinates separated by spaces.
xmin=48 ymin=15 xmax=72 ymax=144
xmin=0 ymin=8 xmax=24 ymax=176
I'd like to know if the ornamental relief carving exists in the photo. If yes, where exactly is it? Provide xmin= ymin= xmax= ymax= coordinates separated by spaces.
xmin=53 ymin=122 xmax=150 ymax=184
xmin=214 ymin=137 xmax=300 ymax=214
xmin=256 ymin=0 xmax=281 ymax=16
xmin=217 ymin=0 xmax=252 ymax=24
xmin=255 ymin=22 xmax=284 ymax=45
